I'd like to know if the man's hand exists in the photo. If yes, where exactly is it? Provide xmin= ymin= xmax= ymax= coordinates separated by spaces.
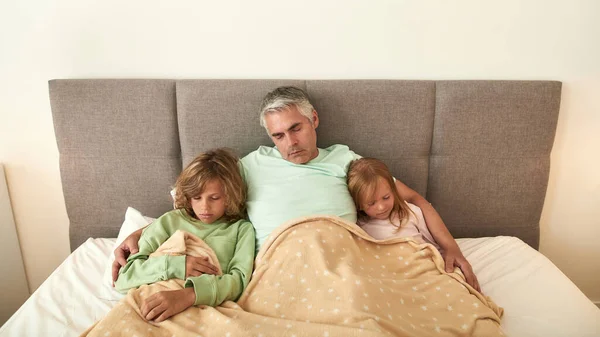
xmin=111 ymin=228 xmax=144 ymax=285
xmin=443 ymin=247 xmax=481 ymax=293
xmin=186 ymin=255 xmax=219 ymax=278
xmin=141 ymin=288 xmax=195 ymax=322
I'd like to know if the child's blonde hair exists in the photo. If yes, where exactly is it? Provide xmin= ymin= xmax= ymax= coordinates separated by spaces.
xmin=347 ymin=158 xmax=414 ymax=229
xmin=173 ymin=148 xmax=246 ymax=222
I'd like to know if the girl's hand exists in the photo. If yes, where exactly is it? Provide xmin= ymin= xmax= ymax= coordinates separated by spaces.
xmin=442 ymin=247 xmax=481 ymax=293
xmin=140 ymin=288 xmax=195 ymax=322
xmin=186 ymin=255 xmax=219 ymax=278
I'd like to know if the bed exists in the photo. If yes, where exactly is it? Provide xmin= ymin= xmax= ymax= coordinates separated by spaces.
xmin=2 ymin=79 xmax=599 ymax=336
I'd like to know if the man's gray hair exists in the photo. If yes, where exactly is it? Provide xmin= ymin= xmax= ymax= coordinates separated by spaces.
xmin=259 ymin=86 xmax=316 ymax=132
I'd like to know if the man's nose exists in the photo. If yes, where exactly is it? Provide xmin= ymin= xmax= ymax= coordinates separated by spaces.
xmin=288 ymin=133 xmax=299 ymax=146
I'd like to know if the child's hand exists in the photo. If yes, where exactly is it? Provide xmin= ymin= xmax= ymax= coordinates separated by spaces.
xmin=140 ymin=288 xmax=195 ymax=322
xmin=442 ymin=247 xmax=481 ymax=293
xmin=186 ymin=255 xmax=219 ymax=278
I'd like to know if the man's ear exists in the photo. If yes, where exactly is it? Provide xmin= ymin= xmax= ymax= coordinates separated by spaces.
xmin=312 ymin=110 xmax=319 ymax=129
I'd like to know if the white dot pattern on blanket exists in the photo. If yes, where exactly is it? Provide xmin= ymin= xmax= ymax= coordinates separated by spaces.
xmin=84 ymin=217 xmax=504 ymax=337
xmin=240 ymin=218 xmax=503 ymax=335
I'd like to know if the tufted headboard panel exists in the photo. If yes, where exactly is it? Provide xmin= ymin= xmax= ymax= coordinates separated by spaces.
xmin=49 ymin=79 xmax=561 ymax=251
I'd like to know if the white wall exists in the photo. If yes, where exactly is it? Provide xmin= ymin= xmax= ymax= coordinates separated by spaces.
xmin=0 ymin=164 xmax=30 ymax=325
xmin=1 ymin=0 xmax=598 ymax=304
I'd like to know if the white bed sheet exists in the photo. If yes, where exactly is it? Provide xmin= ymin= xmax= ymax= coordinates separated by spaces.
xmin=1 ymin=236 xmax=599 ymax=337
xmin=0 ymin=238 xmax=121 ymax=337
xmin=457 ymin=236 xmax=600 ymax=337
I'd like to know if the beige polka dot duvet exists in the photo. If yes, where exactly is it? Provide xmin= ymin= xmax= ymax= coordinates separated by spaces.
xmin=82 ymin=216 xmax=504 ymax=337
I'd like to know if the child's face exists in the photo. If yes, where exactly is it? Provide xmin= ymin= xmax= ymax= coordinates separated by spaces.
xmin=190 ymin=179 xmax=227 ymax=224
xmin=360 ymin=177 xmax=395 ymax=220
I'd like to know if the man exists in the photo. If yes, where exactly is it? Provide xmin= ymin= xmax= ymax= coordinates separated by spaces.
xmin=113 ymin=86 xmax=480 ymax=291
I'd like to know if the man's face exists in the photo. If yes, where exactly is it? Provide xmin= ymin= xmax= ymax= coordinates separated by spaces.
xmin=264 ymin=106 xmax=320 ymax=164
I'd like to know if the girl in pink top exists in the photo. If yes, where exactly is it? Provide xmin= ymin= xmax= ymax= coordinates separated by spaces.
xmin=347 ymin=158 xmax=442 ymax=253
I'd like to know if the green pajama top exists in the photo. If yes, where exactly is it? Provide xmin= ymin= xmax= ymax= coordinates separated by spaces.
xmin=114 ymin=209 xmax=255 ymax=307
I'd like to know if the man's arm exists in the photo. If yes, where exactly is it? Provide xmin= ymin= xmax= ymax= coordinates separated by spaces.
xmin=394 ymin=180 xmax=458 ymax=251
xmin=394 ymin=179 xmax=481 ymax=292
xmin=112 ymin=227 xmax=145 ymax=284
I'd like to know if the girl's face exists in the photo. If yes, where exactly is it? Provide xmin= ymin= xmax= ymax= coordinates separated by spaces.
xmin=190 ymin=179 xmax=227 ymax=224
xmin=361 ymin=177 xmax=395 ymax=220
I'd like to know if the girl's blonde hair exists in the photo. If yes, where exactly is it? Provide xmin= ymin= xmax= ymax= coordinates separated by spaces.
xmin=347 ymin=158 xmax=414 ymax=230
xmin=173 ymin=148 xmax=246 ymax=222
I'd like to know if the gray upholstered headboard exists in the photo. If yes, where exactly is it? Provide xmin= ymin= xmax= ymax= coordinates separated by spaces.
xmin=49 ymin=80 xmax=561 ymax=251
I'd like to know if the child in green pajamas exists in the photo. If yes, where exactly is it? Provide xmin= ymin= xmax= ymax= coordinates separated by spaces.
xmin=115 ymin=148 xmax=255 ymax=322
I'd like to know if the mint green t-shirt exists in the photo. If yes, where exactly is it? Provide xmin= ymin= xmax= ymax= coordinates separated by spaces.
xmin=240 ymin=144 xmax=361 ymax=249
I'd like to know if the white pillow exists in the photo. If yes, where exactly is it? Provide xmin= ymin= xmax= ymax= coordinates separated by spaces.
xmin=101 ymin=207 xmax=155 ymax=290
